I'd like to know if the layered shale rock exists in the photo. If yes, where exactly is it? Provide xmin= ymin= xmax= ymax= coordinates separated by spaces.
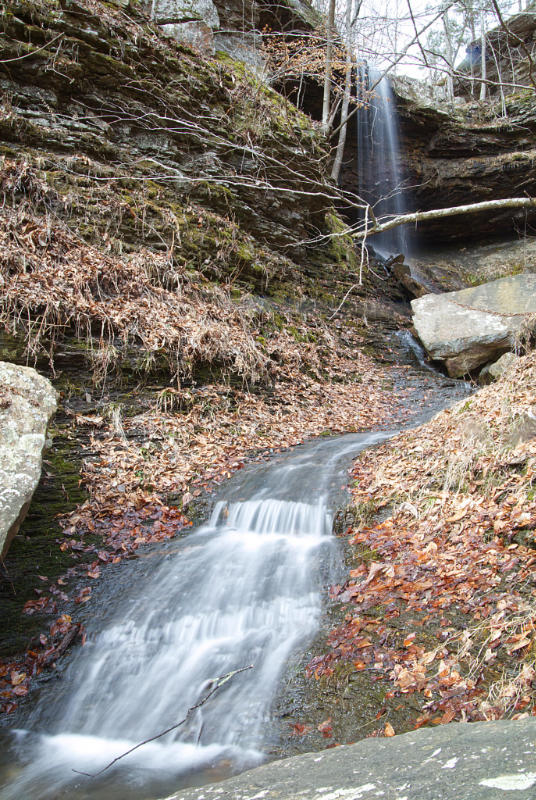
xmin=0 ymin=0 xmax=358 ymax=379
xmin=395 ymin=80 xmax=536 ymax=244
xmin=0 ymin=0 xmax=354 ymax=286
xmin=336 ymin=72 xmax=536 ymax=247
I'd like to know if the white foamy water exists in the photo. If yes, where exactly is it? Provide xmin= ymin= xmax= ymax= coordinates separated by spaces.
xmin=0 ymin=432 xmax=390 ymax=800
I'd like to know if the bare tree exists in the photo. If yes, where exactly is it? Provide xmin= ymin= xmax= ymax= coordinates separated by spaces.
xmin=331 ymin=0 xmax=360 ymax=182
xmin=321 ymin=0 xmax=337 ymax=134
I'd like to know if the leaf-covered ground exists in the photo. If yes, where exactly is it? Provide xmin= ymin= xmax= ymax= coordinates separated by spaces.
xmin=307 ymin=352 xmax=536 ymax=739
xmin=0 ymin=0 xmax=403 ymax=714
xmin=0 ymin=278 xmax=404 ymax=714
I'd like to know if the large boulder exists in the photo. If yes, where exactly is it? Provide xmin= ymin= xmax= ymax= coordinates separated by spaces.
xmin=411 ymin=273 xmax=536 ymax=377
xmin=166 ymin=719 xmax=536 ymax=800
xmin=0 ymin=362 xmax=57 ymax=559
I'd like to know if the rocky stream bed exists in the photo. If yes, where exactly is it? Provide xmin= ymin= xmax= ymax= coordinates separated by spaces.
xmin=0 ymin=329 xmax=475 ymax=798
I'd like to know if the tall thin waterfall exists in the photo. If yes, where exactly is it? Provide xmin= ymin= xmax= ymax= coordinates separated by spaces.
xmin=357 ymin=66 xmax=409 ymax=257
xmin=0 ymin=431 xmax=389 ymax=800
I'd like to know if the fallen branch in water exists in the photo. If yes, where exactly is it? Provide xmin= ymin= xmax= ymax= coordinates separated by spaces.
xmin=42 ymin=623 xmax=83 ymax=668
xmin=73 ymin=664 xmax=254 ymax=778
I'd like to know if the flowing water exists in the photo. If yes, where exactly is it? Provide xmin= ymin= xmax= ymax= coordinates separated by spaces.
xmin=357 ymin=66 xmax=410 ymax=257
xmin=0 ymin=431 xmax=391 ymax=800
xmin=394 ymin=329 xmax=437 ymax=373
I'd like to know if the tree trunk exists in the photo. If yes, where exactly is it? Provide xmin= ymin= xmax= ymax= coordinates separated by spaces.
xmin=442 ymin=13 xmax=455 ymax=102
xmin=480 ymin=9 xmax=487 ymax=101
xmin=331 ymin=0 xmax=354 ymax=182
xmin=321 ymin=0 xmax=336 ymax=136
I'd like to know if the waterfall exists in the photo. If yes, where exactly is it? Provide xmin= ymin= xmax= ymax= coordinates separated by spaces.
xmin=357 ymin=66 xmax=410 ymax=257
xmin=0 ymin=431 xmax=389 ymax=800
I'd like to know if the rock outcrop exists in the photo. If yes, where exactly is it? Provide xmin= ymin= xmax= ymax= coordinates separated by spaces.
xmin=0 ymin=0 xmax=359 ymax=381
xmin=0 ymin=362 xmax=57 ymax=559
xmin=166 ymin=719 xmax=536 ymax=800
xmin=411 ymin=273 xmax=536 ymax=376
xmin=0 ymin=0 xmax=353 ymax=286
xmin=150 ymin=0 xmax=319 ymax=65
xmin=337 ymin=75 xmax=536 ymax=246
xmin=392 ymin=81 xmax=536 ymax=244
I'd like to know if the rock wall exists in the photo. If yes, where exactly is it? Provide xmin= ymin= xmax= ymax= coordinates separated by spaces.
xmin=395 ymin=80 xmax=536 ymax=244
xmin=337 ymin=78 xmax=536 ymax=246
xmin=149 ymin=0 xmax=319 ymax=66
xmin=0 ymin=0 xmax=357 ymax=348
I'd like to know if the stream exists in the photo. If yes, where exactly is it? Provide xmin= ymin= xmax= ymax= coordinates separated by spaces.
xmin=0 ymin=338 xmax=472 ymax=800
xmin=0 ymin=429 xmax=401 ymax=800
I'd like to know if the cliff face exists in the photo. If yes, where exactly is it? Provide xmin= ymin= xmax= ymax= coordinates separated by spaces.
xmin=337 ymin=78 xmax=536 ymax=246
xmin=0 ymin=0 xmax=358 ymax=382
xmin=395 ymin=81 xmax=536 ymax=244
xmin=150 ymin=0 xmax=319 ymax=65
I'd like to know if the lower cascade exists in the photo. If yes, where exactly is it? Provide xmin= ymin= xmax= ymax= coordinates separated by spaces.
xmin=0 ymin=432 xmax=388 ymax=800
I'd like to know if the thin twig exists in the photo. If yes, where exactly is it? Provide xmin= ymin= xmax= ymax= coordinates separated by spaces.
xmin=0 ymin=33 xmax=64 ymax=63
xmin=329 ymin=283 xmax=358 ymax=320
xmin=73 ymin=664 xmax=254 ymax=778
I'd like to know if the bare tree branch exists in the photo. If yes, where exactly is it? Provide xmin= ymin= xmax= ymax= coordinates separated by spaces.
xmin=352 ymin=196 xmax=536 ymax=240
xmin=73 ymin=664 xmax=254 ymax=779
xmin=0 ymin=32 xmax=64 ymax=63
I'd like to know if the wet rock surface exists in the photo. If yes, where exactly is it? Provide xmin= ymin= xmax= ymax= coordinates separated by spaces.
xmin=411 ymin=273 xmax=536 ymax=376
xmin=167 ymin=719 xmax=536 ymax=800
xmin=0 ymin=362 xmax=57 ymax=559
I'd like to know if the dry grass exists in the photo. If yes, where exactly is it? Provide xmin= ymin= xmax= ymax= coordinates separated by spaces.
xmin=337 ymin=352 xmax=536 ymax=725
xmin=0 ymin=202 xmax=280 ymax=385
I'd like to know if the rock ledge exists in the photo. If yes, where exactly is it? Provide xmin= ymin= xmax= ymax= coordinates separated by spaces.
xmin=165 ymin=719 xmax=536 ymax=800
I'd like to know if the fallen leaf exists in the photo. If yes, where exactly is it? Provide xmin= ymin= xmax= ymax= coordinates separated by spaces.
xmin=10 ymin=671 xmax=26 ymax=686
